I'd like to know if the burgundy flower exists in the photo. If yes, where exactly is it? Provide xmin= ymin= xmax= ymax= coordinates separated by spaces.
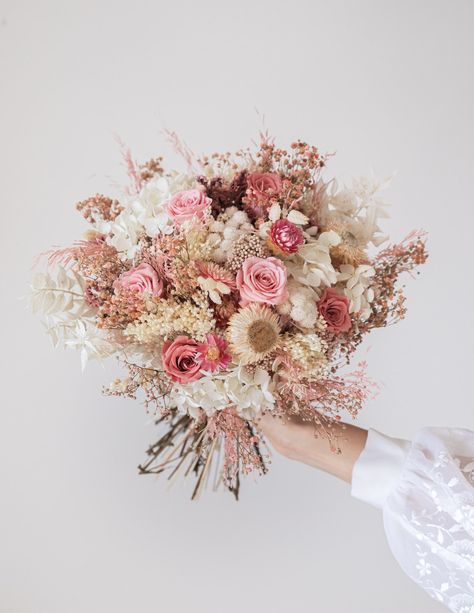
xmin=268 ymin=219 xmax=304 ymax=255
xmin=246 ymin=172 xmax=282 ymax=200
xmin=244 ymin=172 xmax=283 ymax=220
xmin=317 ymin=288 xmax=352 ymax=333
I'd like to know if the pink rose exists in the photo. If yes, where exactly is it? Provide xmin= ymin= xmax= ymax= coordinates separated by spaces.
xmin=317 ymin=288 xmax=351 ymax=333
xmin=114 ymin=263 xmax=164 ymax=297
xmin=268 ymin=219 xmax=304 ymax=255
xmin=162 ymin=335 xmax=203 ymax=384
xmin=166 ymin=189 xmax=211 ymax=225
xmin=246 ymin=172 xmax=282 ymax=201
xmin=236 ymin=256 xmax=288 ymax=306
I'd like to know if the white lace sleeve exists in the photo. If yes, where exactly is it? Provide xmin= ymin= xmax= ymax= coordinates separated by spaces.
xmin=351 ymin=427 xmax=474 ymax=612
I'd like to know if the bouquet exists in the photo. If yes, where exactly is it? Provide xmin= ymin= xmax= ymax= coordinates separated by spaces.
xmin=31 ymin=133 xmax=428 ymax=499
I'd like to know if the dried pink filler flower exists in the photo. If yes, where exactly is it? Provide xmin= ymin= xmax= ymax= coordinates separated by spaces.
xmin=206 ymin=409 xmax=268 ymax=490
xmin=196 ymin=333 xmax=231 ymax=373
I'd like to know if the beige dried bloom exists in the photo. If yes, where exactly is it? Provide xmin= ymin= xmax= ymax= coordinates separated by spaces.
xmin=228 ymin=304 xmax=281 ymax=364
xmin=280 ymin=332 xmax=328 ymax=376
xmin=124 ymin=293 xmax=215 ymax=342
xmin=226 ymin=233 xmax=269 ymax=273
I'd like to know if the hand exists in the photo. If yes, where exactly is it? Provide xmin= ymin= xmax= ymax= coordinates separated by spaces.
xmin=257 ymin=413 xmax=368 ymax=484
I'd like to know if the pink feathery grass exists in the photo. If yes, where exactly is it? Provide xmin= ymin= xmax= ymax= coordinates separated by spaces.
xmin=375 ymin=229 xmax=428 ymax=262
xmin=163 ymin=129 xmax=200 ymax=174
xmin=114 ymin=136 xmax=143 ymax=194
xmin=34 ymin=239 xmax=106 ymax=269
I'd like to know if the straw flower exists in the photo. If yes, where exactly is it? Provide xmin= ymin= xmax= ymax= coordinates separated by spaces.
xmin=227 ymin=304 xmax=281 ymax=364
xmin=196 ymin=333 xmax=232 ymax=373
xmin=196 ymin=261 xmax=235 ymax=304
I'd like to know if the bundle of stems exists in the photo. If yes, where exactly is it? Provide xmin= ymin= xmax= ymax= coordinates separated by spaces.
xmin=139 ymin=413 xmax=268 ymax=500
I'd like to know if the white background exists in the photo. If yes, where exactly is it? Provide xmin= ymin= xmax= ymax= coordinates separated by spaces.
xmin=1 ymin=1 xmax=473 ymax=611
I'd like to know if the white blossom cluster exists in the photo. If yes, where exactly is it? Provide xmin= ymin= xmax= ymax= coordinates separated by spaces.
xmin=321 ymin=174 xmax=392 ymax=250
xmin=169 ymin=366 xmax=275 ymax=420
xmin=286 ymin=230 xmax=340 ymax=289
xmin=206 ymin=206 xmax=254 ymax=263
xmin=106 ymin=174 xmax=195 ymax=259
xmin=277 ymin=280 xmax=320 ymax=329
xmin=337 ymin=264 xmax=376 ymax=321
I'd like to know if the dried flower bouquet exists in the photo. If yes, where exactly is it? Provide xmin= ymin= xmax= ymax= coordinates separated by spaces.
xmin=31 ymin=133 xmax=428 ymax=499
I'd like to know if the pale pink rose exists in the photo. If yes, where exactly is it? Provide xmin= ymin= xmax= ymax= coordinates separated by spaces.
xmin=268 ymin=219 xmax=304 ymax=255
xmin=317 ymin=288 xmax=351 ymax=333
xmin=236 ymin=256 xmax=288 ymax=306
xmin=246 ymin=172 xmax=283 ymax=201
xmin=162 ymin=335 xmax=204 ymax=384
xmin=114 ymin=263 xmax=164 ymax=297
xmin=166 ymin=189 xmax=212 ymax=225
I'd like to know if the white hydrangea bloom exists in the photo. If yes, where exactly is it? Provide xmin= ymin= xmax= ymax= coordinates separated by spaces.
xmin=318 ymin=174 xmax=392 ymax=249
xmin=337 ymin=264 xmax=376 ymax=320
xmin=225 ymin=367 xmax=275 ymax=420
xmin=277 ymin=280 xmax=319 ymax=329
xmin=107 ymin=174 xmax=194 ymax=259
xmin=169 ymin=366 xmax=275 ymax=420
xmin=286 ymin=230 xmax=340 ymax=289
xmin=170 ymin=376 xmax=229 ymax=418
xmin=106 ymin=208 xmax=144 ymax=258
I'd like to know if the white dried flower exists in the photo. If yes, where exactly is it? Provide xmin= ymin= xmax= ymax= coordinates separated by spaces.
xmin=233 ymin=210 xmax=248 ymax=225
xmin=124 ymin=295 xmax=215 ymax=342
xmin=286 ymin=230 xmax=340 ymax=289
xmin=197 ymin=276 xmax=232 ymax=304
xmin=169 ymin=366 xmax=275 ymax=419
xmin=319 ymin=174 xmax=392 ymax=250
xmin=287 ymin=209 xmax=309 ymax=225
xmin=210 ymin=220 xmax=225 ymax=233
xmin=337 ymin=264 xmax=375 ymax=320
xmin=278 ymin=281 xmax=320 ymax=329
xmin=208 ymin=208 xmax=253 ymax=263
xmin=64 ymin=320 xmax=117 ymax=371
xmin=223 ymin=227 xmax=238 ymax=240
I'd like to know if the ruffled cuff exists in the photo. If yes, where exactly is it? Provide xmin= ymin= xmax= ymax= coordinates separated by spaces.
xmin=351 ymin=428 xmax=411 ymax=509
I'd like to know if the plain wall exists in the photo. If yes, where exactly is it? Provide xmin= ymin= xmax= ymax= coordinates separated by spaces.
xmin=1 ymin=1 xmax=473 ymax=611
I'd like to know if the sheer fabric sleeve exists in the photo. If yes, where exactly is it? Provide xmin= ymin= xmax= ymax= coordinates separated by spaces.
xmin=351 ymin=427 xmax=474 ymax=612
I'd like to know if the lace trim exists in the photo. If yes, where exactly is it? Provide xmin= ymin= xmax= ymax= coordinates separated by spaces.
xmin=385 ymin=445 xmax=474 ymax=612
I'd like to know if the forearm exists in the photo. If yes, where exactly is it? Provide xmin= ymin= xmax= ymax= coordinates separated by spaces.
xmin=258 ymin=414 xmax=368 ymax=484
